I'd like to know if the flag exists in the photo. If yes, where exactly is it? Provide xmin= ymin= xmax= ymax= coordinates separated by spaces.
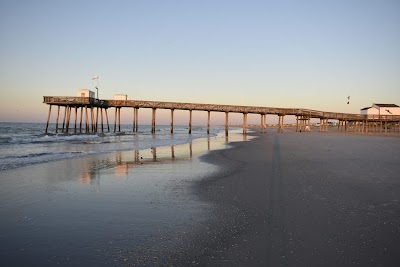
xmin=92 ymin=76 xmax=99 ymax=80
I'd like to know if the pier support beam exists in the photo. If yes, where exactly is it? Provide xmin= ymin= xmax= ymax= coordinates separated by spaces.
xmin=66 ymin=106 xmax=71 ymax=133
xmin=170 ymin=109 xmax=174 ymax=134
xmin=79 ymin=107 xmax=83 ymax=133
xmin=243 ymin=113 xmax=248 ymax=134
xmin=189 ymin=110 xmax=192 ymax=134
xmin=118 ymin=108 xmax=121 ymax=132
xmin=207 ymin=111 xmax=211 ymax=134
xmin=91 ymin=107 xmax=95 ymax=132
xmin=278 ymin=115 xmax=284 ymax=133
xmin=225 ymin=112 xmax=229 ymax=136
xmin=88 ymin=107 xmax=91 ymax=132
xmin=100 ymin=108 xmax=104 ymax=133
xmin=62 ymin=106 xmax=67 ymax=133
xmin=105 ymin=109 xmax=110 ymax=132
xmin=114 ymin=108 xmax=117 ymax=133
xmin=260 ymin=114 xmax=264 ymax=133
xmin=134 ymin=108 xmax=139 ymax=132
xmin=264 ymin=114 xmax=267 ymax=133
xmin=152 ymin=108 xmax=156 ymax=134
xmin=74 ymin=107 xmax=78 ymax=134
xmin=55 ymin=106 xmax=60 ymax=134
xmin=45 ymin=105 xmax=52 ymax=133
xmin=95 ymin=107 xmax=99 ymax=133
xmin=385 ymin=116 xmax=387 ymax=134
xmin=85 ymin=107 xmax=89 ymax=132
xmin=132 ymin=108 xmax=136 ymax=133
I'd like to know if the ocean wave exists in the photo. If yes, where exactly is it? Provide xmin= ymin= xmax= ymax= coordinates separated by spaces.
xmin=0 ymin=151 xmax=88 ymax=160
xmin=0 ymin=150 xmax=93 ymax=171
xmin=0 ymin=124 xmax=224 ymax=171
xmin=0 ymin=137 xmax=13 ymax=144
xmin=7 ymin=133 xmax=101 ymax=145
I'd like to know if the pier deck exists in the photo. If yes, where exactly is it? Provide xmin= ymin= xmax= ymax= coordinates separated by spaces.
xmin=43 ymin=96 xmax=400 ymax=134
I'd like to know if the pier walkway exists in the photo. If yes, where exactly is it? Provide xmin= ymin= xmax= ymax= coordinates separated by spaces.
xmin=43 ymin=96 xmax=400 ymax=135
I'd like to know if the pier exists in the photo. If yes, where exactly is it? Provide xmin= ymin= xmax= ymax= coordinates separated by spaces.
xmin=43 ymin=96 xmax=400 ymax=134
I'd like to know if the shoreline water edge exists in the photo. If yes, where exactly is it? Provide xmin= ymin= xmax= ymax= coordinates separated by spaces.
xmin=1 ymin=123 xmax=400 ymax=266
xmin=0 ymin=123 xmax=252 ymax=266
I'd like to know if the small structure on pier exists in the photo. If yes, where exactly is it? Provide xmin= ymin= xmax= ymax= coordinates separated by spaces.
xmin=77 ymin=89 xmax=95 ymax=98
xmin=360 ymin=104 xmax=400 ymax=116
xmin=114 ymin=94 xmax=128 ymax=100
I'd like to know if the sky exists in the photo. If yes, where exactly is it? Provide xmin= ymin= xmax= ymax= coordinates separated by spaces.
xmin=0 ymin=0 xmax=399 ymax=124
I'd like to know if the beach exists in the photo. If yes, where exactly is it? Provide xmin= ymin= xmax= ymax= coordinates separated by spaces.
xmin=1 ymin=128 xmax=400 ymax=266
xmin=127 ymin=130 xmax=400 ymax=266
xmin=195 ymin=131 xmax=400 ymax=266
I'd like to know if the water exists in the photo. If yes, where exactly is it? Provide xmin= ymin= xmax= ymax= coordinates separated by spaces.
xmin=0 ymin=122 xmax=249 ymax=266
xmin=0 ymin=122 xmax=228 ymax=171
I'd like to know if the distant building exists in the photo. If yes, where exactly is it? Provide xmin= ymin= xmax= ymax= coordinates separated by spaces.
xmin=360 ymin=104 xmax=400 ymax=115
xmin=114 ymin=94 xmax=128 ymax=100
xmin=77 ymin=89 xmax=95 ymax=98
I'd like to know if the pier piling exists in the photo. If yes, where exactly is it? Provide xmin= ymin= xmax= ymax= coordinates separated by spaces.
xmin=225 ymin=112 xmax=229 ymax=136
xmin=151 ymin=108 xmax=156 ymax=134
xmin=55 ymin=106 xmax=60 ymax=134
xmin=207 ymin=111 xmax=210 ymax=134
xmin=170 ymin=109 xmax=174 ymax=134
xmin=42 ymin=96 xmax=400 ymax=136
xmin=189 ymin=110 xmax=192 ymax=134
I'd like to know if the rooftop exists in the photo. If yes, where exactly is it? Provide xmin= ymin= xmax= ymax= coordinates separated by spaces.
xmin=373 ymin=104 xmax=399 ymax=108
xmin=361 ymin=107 xmax=372 ymax=110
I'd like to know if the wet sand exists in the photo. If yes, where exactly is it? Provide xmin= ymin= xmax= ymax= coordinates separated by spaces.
xmin=0 ymin=132 xmax=248 ymax=267
xmin=1 ymin=130 xmax=400 ymax=266
xmin=125 ymin=130 xmax=400 ymax=266
xmin=163 ymin=130 xmax=400 ymax=266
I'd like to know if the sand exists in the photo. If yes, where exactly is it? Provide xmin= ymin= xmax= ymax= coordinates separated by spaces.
xmin=174 ymin=130 xmax=400 ymax=266
xmin=1 ymin=129 xmax=399 ymax=266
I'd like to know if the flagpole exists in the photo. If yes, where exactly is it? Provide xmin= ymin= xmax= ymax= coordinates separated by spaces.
xmin=92 ymin=76 xmax=99 ymax=100
xmin=96 ymin=78 xmax=99 ymax=99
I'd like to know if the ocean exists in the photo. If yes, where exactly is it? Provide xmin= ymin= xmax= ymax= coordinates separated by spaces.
xmin=0 ymin=122 xmax=230 ymax=171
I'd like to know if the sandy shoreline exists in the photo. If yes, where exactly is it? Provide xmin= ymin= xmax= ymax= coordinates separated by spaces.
xmin=174 ymin=130 xmax=400 ymax=266
xmin=1 ymin=129 xmax=399 ymax=266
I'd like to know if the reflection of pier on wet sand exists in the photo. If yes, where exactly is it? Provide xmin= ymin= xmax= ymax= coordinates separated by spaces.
xmin=77 ymin=134 xmax=248 ymax=184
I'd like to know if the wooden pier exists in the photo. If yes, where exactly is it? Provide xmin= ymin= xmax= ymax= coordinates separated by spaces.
xmin=43 ymin=96 xmax=400 ymax=134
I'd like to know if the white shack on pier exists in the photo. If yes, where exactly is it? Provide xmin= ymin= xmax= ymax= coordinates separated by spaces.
xmin=77 ymin=89 xmax=95 ymax=98
xmin=114 ymin=94 xmax=128 ymax=100
xmin=360 ymin=104 xmax=400 ymax=115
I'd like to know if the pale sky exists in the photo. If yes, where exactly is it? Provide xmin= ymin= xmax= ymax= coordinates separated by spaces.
xmin=0 ymin=0 xmax=399 ymax=124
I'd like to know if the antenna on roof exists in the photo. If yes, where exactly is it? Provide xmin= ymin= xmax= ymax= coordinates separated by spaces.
xmin=92 ymin=76 xmax=99 ymax=99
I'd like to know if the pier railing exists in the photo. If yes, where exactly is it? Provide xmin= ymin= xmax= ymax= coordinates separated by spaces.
xmin=43 ymin=96 xmax=107 ymax=107
xmin=43 ymin=96 xmax=400 ymax=121
xmin=43 ymin=96 xmax=400 ymax=134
